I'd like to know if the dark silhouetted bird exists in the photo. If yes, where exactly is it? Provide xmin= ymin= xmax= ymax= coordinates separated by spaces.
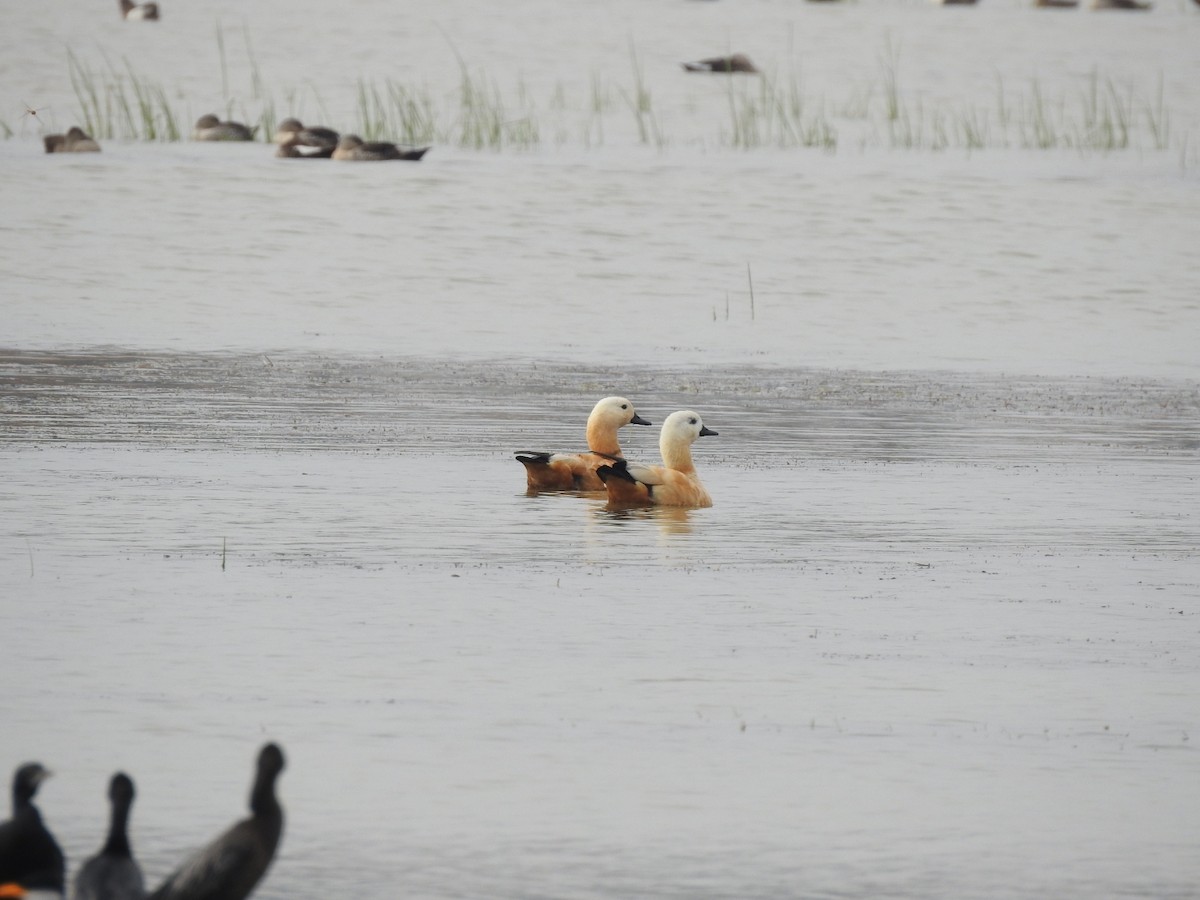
xmin=147 ymin=744 xmax=285 ymax=900
xmin=0 ymin=762 xmax=65 ymax=895
xmin=72 ymin=772 xmax=145 ymax=900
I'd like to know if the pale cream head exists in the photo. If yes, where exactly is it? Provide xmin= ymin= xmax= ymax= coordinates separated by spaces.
xmin=586 ymin=396 xmax=650 ymax=456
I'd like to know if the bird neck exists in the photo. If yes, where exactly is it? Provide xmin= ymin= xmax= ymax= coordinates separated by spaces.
xmin=102 ymin=802 xmax=133 ymax=857
xmin=660 ymin=436 xmax=695 ymax=474
xmin=250 ymin=775 xmax=280 ymax=818
xmin=12 ymin=788 xmax=35 ymax=814
xmin=586 ymin=418 xmax=621 ymax=457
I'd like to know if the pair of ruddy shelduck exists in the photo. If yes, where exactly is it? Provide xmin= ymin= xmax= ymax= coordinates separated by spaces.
xmin=515 ymin=397 xmax=717 ymax=508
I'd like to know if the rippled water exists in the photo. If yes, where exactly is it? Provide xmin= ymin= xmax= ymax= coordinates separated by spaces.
xmin=2 ymin=353 xmax=1198 ymax=898
xmin=4 ymin=0 xmax=1200 ymax=897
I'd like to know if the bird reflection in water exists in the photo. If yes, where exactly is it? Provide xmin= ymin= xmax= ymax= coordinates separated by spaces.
xmin=594 ymin=504 xmax=694 ymax=535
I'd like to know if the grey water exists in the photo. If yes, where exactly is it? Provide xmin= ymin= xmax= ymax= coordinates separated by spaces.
xmin=2 ymin=353 xmax=1198 ymax=898
xmin=3 ymin=0 xmax=1200 ymax=896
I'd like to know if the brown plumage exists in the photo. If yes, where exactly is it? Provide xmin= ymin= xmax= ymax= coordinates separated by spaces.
xmin=272 ymin=119 xmax=339 ymax=150
xmin=597 ymin=410 xmax=717 ymax=508
xmin=516 ymin=397 xmax=651 ymax=492
xmin=331 ymin=135 xmax=430 ymax=161
xmin=44 ymin=127 xmax=101 ymax=153
xmin=681 ymin=54 xmax=759 ymax=74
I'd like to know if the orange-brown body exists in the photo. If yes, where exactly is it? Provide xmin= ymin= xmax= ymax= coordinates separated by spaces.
xmin=516 ymin=397 xmax=650 ymax=493
xmin=597 ymin=410 xmax=716 ymax=508
xmin=517 ymin=450 xmax=623 ymax=492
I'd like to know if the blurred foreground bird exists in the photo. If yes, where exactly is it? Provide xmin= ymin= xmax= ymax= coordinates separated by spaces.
xmin=147 ymin=744 xmax=285 ymax=900
xmin=0 ymin=763 xmax=65 ymax=896
xmin=72 ymin=773 xmax=144 ymax=900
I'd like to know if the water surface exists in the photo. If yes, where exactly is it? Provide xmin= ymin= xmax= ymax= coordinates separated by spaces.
xmin=3 ymin=0 xmax=1200 ymax=896
xmin=2 ymin=353 xmax=1198 ymax=898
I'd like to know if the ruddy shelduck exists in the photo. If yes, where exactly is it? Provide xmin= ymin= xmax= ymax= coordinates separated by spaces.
xmin=597 ymin=410 xmax=717 ymax=508
xmin=516 ymin=397 xmax=651 ymax=492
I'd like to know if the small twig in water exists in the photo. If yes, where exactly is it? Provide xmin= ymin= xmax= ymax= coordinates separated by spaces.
xmin=746 ymin=263 xmax=756 ymax=320
xmin=26 ymin=538 xmax=35 ymax=578
xmin=221 ymin=537 xmax=227 ymax=571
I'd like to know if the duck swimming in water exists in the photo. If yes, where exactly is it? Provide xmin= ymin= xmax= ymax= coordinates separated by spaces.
xmin=119 ymin=0 xmax=159 ymax=19
xmin=330 ymin=135 xmax=430 ymax=161
xmin=192 ymin=115 xmax=256 ymax=142
xmin=597 ymin=410 xmax=717 ymax=508
xmin=272 ymin=118 xmax=339 ymax=151
xmin=44 ymin=127 xmax=101 ymax=153
xmin=681 ymin=54 xmax=759 ymax=74
xmin=516 ymin=397 xmax=652 ymax=492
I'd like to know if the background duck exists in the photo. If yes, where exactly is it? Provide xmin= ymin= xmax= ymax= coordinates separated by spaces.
xmin=0 ymin=763 xmax=65 ymax=897
xmin=71 ymin=773 xmax=144 ymax=900
xmin=330 ymin=135 xmax=430 ymax=161
xmin=516 ymin=396 xmax=651 ymax=492
xmin=681 ymin=54 xmax=759 ymax=74
xmin=597 ymin=409 xmax=717 ymax=508
xmin=118 ymin=0 xmax=159 ymax=20
xmin=271 ymin=118 xmax=339 ymax=151
xmin=43 ymin=127 xmax=100 ymax=154
xmin=192 ymin=115 xmax=256 ymax=142
xmin=275 ymin=138 xmax=333 ymax=159
xmin=147 ymin=743 xmax=284 ymax=900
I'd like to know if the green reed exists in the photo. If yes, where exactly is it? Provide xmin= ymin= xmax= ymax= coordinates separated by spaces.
xmin=725 ymin=71 xmax=837 ymax=150
xmin=42 ymin=37 xmax=1187 ymax=159
xmin=215 ymin=22 xmax=229 ymax=100
xmin=67 ymin=50 xmax=179 ymax=140
xmin=621 ymin=43 xmax=663 ymax=148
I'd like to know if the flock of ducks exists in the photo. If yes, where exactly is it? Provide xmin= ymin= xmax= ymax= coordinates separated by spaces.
xmin=118 ymin=0 xmax=1178 ymax=15
xmin=190 ymin=115 xmax=432 ymax=161
xmin=516 ymin=398 xmax=718 ymax=508
xmin=272 ymin=119 xmax=430 ymax=161
xmin=59 ymin=0 xmax=1180 ymax=154
xmin=41 ymin=116 xmax=431 ymax=162
xmin=0 ymin=745 xmax=285 ymax=900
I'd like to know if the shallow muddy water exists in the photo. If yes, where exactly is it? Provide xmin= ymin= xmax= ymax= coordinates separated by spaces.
xmin=3 ymin=0 xmax=1200 ymax=896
